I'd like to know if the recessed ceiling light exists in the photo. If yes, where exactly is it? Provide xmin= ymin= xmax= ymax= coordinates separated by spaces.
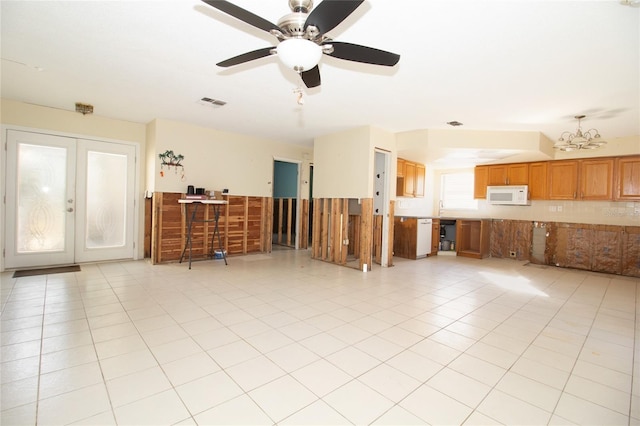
xmin=447 ymin=121 xmax=463 ymax=127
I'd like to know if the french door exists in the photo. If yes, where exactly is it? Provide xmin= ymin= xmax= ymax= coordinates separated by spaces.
xmin=5 ymin=130 xmax=136 ymax=269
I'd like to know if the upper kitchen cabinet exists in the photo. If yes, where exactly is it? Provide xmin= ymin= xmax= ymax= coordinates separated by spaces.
xmin=579 ymin=158 xmax=614 ymax=200
xmin=474 ymin=165 xmax=489 ymax=199
xmin=397 ymin=158 xmax=425 ymax=197
xmin=548 ymin=158 xmax=614 ymax=200
xmin=615 ymin=155 xmax=640 ymax=200
xmin=397 ymin=158 xmax=405 ymax=178
xmin=528 ymin=162 xmax=548 ymax=200
xmin=487 ymin=163 xmax=529 ymax=186
xmin=414 ymin=163 xmax=425 ymax=197
xmin=548 ymin=160 xmax=579 ymax=200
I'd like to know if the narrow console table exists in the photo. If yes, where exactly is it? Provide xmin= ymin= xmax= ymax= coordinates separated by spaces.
xmin=178 ymin=199 xmax=228 ymax=269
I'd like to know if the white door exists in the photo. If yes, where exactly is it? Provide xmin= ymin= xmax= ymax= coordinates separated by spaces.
xmin=5 ymin=130 xmax=136 ymax=268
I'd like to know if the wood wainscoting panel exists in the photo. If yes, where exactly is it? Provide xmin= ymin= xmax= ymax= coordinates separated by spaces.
xmin=151 ymin=193 xmax=272 ymax=264
xmin=591 ymin=225 xmax=622 ymax=274
xmin=311 ymin=197 xmax=375 ymax=271
xmin=622 ymin=226 xmax=640 ymax=277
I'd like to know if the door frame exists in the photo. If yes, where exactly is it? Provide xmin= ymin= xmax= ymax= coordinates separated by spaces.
xmin=374 ymin=148 xmax=392 ymax=268
xmin=1 ymin=125 xmax=142 ymax=271
xmin=272 ymin=156 xmax=301 ymax=250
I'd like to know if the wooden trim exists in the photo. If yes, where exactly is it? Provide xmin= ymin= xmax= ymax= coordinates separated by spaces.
xmin=299 ymin=199 xmax=309 ymax=249
xmin=341 ymin=198 xmax=349 ymax=265
xmin=321 ymin=198 xmax=329 ymax=260
xmin=388 ymin=200 xmax=394 ymax=267
xmin=360 ymin=198 xmax=373 ymax=271
xmin=312 ymin=199 xmax=321 ymax=258
xmin=151 ymin=192 xmax=161 ymax=264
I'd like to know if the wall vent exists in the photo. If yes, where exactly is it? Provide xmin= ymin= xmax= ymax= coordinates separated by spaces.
xmin=199 ymin=97 xmax=227 ymax=107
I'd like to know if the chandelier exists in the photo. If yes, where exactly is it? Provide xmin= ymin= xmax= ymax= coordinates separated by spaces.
xmin=554 ymin=115 xmax=607 ymax=151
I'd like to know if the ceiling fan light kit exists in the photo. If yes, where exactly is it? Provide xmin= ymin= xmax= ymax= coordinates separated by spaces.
xmin=201 ymin=0 xmax=400 ymax=89
xmin=276 ymin=38 xmax=322 ymax=72
xmin=554 ymin=115 xmax=607 ymax=152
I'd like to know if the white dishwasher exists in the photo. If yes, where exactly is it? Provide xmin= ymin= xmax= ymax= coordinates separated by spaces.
xmin=416 ymin=218 xmax=432 ymax=258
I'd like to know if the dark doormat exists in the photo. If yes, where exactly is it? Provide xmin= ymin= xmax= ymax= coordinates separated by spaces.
xmin=13 ymin=265 xmax=81 ymax=278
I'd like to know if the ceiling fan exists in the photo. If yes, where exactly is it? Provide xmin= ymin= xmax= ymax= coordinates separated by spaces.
xmin=201 ymin=0 xmax=400 ymax=88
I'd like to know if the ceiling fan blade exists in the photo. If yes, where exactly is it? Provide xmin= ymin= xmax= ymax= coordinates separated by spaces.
xmin=326 ymin=41 xmax=400 ymax=66
xmin=301 ymin=66 xmax=321 ymax=88
xmin=201 ymin=0 xmax=281 ymax=33
xmin=304 ymin=0 xmax=364 ymax=35
xmin=216 ymin=47 xmax=275 ymax=67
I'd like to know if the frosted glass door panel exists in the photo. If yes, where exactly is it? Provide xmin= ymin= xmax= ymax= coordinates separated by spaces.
xmin=75 ymin=139 xmax=135 ymax=263
xmin=86 ymin=151 xmax=127 ymax=248
xmin=5 ymin=130 xmax=76 ymax=268
xmin=17 ymin=144 xmax=67 ymax=252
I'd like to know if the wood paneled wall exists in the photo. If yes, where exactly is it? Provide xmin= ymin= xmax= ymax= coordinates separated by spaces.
xmin=310 ymin=198 xmax=387 ymax=271
xmin=151 ymin=193 xmax=278 ymax=264
xmin=490 ymin=218 xmax=639 ymax=277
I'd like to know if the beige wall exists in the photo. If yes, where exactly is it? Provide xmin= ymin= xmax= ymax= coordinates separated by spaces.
xmin=1 ymin=99 xmax=146 ymax=143
xmin=313 ymin=126 xmax=370 ymax=198
xmin=314 ymin=126 xmax=386 ymax=199
xmin=147 ymin=119 xmax=311 ymax=197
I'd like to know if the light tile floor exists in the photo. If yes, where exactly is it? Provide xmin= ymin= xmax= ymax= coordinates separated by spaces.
xmin=1 ymin=250 xmax=639 ymax=425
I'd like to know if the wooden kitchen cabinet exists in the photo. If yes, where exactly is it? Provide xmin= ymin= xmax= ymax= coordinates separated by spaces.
xmin=474 ymin=165 xmax=489 ymax=199
xmin=615 ymin=155 xmax=640 ymax=200
xmin=393 ymin=217 xmax=417 ymax=259
xmin=488 ymin=163 xmax=529 ymax=186
xmin=397 ymin=158 xmax=405 ymax=177
xmin=403 ymin=161 xmax=416 ymax=196
xmin=579 ymin=158 xmax=614 ymax=200
xmin=456 ymin=219 xmax=490 ymax=259
xmin=415 ymin=163 xmax=425 ymax=197
xmin=528 ymin=162 xmax=548 ymax=200
xmin=397 ymin=158 xmax=425 ymax=198
xmin=548 ymin=160 xmax=579 ymax=200
xmin=487 ymin=165 xmax=508 ymax=186
xmin=429 ymin=218 xmax=440 ymax=256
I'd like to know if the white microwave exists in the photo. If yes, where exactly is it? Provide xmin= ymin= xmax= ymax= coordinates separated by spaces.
xmin=486 ymin=185 xmax=530 ymax=205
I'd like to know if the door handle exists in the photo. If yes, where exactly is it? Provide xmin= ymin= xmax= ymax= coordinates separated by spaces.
xmin=67 ymin=207 xmax=74 ymax=212
xmin=68 ymin=199 xmax=74 ymax=203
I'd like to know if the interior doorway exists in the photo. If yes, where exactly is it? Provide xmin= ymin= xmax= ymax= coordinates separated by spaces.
xmin=272 ymin=159 xmax=300 ymax=249
xmin=374 ymin=149 xmax=391 ymax=267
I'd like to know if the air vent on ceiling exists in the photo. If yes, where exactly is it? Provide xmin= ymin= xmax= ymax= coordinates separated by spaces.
xmin=199 ymin=97 xmax=227 ymax=107
xmin=447 ymin=120 xmax=463 ymax=127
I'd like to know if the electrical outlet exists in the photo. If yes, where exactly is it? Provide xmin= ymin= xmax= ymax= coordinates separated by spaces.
xmin=509 ymin=251 xmax=517 ymax=258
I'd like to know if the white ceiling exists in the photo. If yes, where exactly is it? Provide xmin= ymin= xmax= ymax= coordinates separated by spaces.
xmin=2 ymin=0 xmax=639 ymax=167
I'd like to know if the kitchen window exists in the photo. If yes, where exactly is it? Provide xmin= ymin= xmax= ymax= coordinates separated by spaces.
xmin=440 ymin=172 xmax=478 ymax=210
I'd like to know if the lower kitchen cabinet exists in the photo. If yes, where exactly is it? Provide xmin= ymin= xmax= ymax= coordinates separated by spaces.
xmin=429 ymin=219 xmax=440 ymax=256
xmin=623 ymin=227 xmax=640 ymax=277
xmin=546 ymin=223 xmax=638 ymax=276
xmin=490 ymin=220 xmax=533 ymax=260
xmin=456 ymin=219 xmax=490 ymax=259
xmin=549 ymin=223 xmax=593 ymax=271
xmin=393 ymin=217 xmax=417 ymax=259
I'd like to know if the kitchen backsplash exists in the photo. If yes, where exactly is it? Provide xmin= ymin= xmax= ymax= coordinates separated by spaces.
xmin=394 ymin=196 xmax=639 ymax=226
xmin=439 ymin=200 xmax=640 ymax=226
